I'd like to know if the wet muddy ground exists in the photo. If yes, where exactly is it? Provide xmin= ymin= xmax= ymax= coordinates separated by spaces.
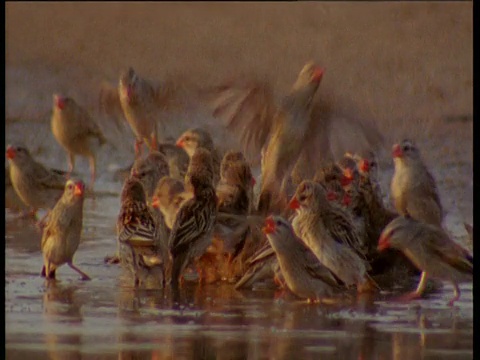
xmin=6 ymin=2 xmax=472 ymax=359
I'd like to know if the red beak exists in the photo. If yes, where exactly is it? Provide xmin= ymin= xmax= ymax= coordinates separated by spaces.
xmin=152 ymin=196 xmax=160 ymax=209
xmin=6 ymin=146 xmax=15 ymax=160
xmin=251 ymin=177 xmax=256 ymax=186
xmin=392 ymin=144 xmax=403 ymax=158
xmin=54 ymin=95 xmax=65 ymax=110
xmin=288 ymin=197 xmax=300 ymax=210
xmin=74 ymin=182 xmax=84 ymax=197
xmin=126 ymin=85 xmax=134 ymax=101
xmin=360 ymin=159 xmax=369 ymax=173
xmin=327 ymin=191 xmax=338 ymax=201
xmin=377 ymin=235 xmax=390 ymax=251
xmin=312 ymin=67 xmax=325 ymax=83
xmin=262 ymin=216 xmax=276 ymax=235
xmin=176 ymin=138 xmax=185 ymax=148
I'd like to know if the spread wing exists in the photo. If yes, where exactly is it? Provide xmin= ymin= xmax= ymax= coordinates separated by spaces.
xmin=202 ymin=77 xmax=278 ymax=163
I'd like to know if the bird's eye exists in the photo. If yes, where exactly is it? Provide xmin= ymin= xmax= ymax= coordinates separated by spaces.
xmin=298 ymin=195 xmax=306 ymax=202
xmin=403 ymin=145 xmax=411 ymax=152
xmin=276 ymin=220 xmax=282 ymax=227
xmin=68 ymin=184 xmax=73 ymax=190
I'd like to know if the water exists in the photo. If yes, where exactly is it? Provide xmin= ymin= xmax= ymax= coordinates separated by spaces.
xmin=5 ymin=189 xmax=473 ymax=359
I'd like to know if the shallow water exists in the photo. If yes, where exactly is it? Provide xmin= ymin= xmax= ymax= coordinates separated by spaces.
xmin=5 ymin=185 xmax=473 ymax=360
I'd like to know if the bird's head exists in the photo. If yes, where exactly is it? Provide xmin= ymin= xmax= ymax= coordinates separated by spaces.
xmin=176 ymin=128 xmax=213 ymax=157
xmin=377 ymin=216 xmax=414 ymax=252
xmin=392 ymin=139 xmax=420 ymax=161
xmin=53 ymin=94 xmax=69 ymax=111
xmin=289 ymin=180 xmax=318 ymax=210
xmin=64 ymin=179 xmax=85 ymax=201
xmin=6 ymin=144 xmax=31 ymax=164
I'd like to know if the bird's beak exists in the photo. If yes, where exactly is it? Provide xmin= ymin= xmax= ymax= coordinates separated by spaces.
xmin=176 ymin=138 xmax=185 ymax=148
xmin=341 ymin=168 xmax=353 ymax=187
xmin=311 ymin=67 xmax=325 ymax=83
xmin=342 ymin=194 xmax=351 ymax=206
xmin=288 ymin=196 xmax=300 ymax=210
xmin=326 ymin=191 xmax=338 ymax=201
xmin=377 ymin=235 xmax=390 ymax=251
xmin=152 ymin=196 xmax=160 ymax=209
xmin=392 ymin=144 xmax=403 ymax=158
xmin=54 ymin=94 xmax=65 ymax=110
xmin=262 ymin=216 xmax=276 ymax=235
xmin=251 ymin=177 xmax=256 ymax=186
xmin=74 ymin=182 xmax=84 ymax=197
xmin=6 ymin=146 xmax=15 ymax=160
xmin=360 ymin=159 xmax=370 ymax=173
xmin=126 ymin=85 xmax=134 ymax=101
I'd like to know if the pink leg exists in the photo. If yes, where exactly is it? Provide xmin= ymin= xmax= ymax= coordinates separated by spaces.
xmin=396 ymin=271 xmax=428 ymax=302
xmin=447 ymin=283 xmax=461 ymax=306
xmin=135 ymin=139 xmax=143 ymax=158
xmin=68 ymin=262 xmax=91 ymax=281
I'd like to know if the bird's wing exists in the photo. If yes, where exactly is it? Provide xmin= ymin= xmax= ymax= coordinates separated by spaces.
xmin=117 ymin=204 xmax=156 ymax=247
xmin=168 ymin=198 xmax=214 ymax=256
xmin=424 ymin=230 xmax=473 ymax=274
xmin=37 ymin=167 xmax=67 ymax=191
xmin=303 ymin=249 xmax=344 ymax=287
xmin=324 ymin=209 xmax=367 ymax=258
xmin=405 ymin=188 xmax=443 ymax=226
xmin=201 ymin=77 xmax=278 ymax=163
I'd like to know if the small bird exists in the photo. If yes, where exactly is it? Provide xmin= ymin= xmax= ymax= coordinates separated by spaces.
xmin=157 ymin=142 xmax=190 ymax=182
xmin=152 ymin=176 xmax=191 ymax=230
xmin=117 ymin=177 xmax=166 ymax=287
xmin=378 ymin=216 xmax=473 ymax=305
xmin=168 ymin=148 xmax=218 ymax=287
xmin=51 ymin=94 xmax=107 ymax=187
xmin=118 ymin=67 xmax=161 ymax=157
xmin=289 ymin=180 xmax=376 ymax=293
xmin=6 ymin=144 xmax=66 ymax=222
xmin=390 ymin=139 xmax=443 ymax=226
xmin=313 ymin=162 xmax=345 ymax=199
xmin=263 ymin=215 xmax=343 ymax=302
xmin=40 ymin=179 xmax=90 ymax=280
xmin=176 ymin=127 xmax=222 ymax=186
xmin=130 ymin=151 xmax=170 ymax=200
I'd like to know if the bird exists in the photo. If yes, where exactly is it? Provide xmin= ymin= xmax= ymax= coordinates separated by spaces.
xmin=116 ymin=177 xmax=167 ymax=287
xmin=176 ymin=127 xmax=223 ymax=186
xmin=289 ymin=180 xmax=377 ymax=293
xmin=118 ymin=67 xmax=162 ymax=157
xmin=40 ymin=179 xmax=90 ymax=280
xmin=156 ymin=142 xmax=190 ymax=182
xmin=203 ymin=61 xmax=385 ymax=215
xmin=51 ymin=94 xmax=107 ymax=188
xmin=152 ymin=176 xmax=191 ymax=230
xmin=263 ymin=215 xmax=344 ymax=303
xmin=390 ymin=139 xmax=444 ymax=226
xmin=168 ymin=148 xmax=218 ymax=287
xmin=378 ymin=216 xmax=473 ymax=305
xmin=6 ymin=144 xmax=66 ymax=223
xmin=130 ymin=151 xmax=170 ymax=200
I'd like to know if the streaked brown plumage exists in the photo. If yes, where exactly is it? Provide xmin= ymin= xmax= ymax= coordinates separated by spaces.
xmin=117 ymin=177 xmax=166 ymax=287
xmin=176 ymin=127 xmax=222 ymax=186
xmin=168 ymin=148 xmax=218 ymax=286
xmin=51 ymin=94 xmax=107 ymax=187
xmin=378 ymin=216 xmax=473 ymax=305
xmin=152 ymin=176 xmax=191 ymax=230
xmin=390 ymin=139 xmax=444 ymax=226
xmin=289 ymin=180 xmax=376 ymax=292
xmin=41 ymin=179 xmax=90 ymax=280
xmin=263 ymin=216 xmax=344 ymax=302
xmin=130 ymin=151 xmax=170 ymax=200
xmin=6 ymin=144 xmax=66 ymax=219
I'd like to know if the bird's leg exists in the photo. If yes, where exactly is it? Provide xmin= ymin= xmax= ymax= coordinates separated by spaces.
xmin=35 ymin=210 xmax=50 ymax=229
xmin=448 ymin=283 xmax=461 ymax=306
xmin=397 ymin=271 xmax=428 ymax=301
xmin=67 ymin=153 xmax=75 ymax=178
xmin=150 ymin=122 xmax=159 ymax=151
xmin=67 ymin=262 xmax=91 ymax=281
xmin=134 ymin=139 xmax=144 ymax=158
xmin=19 ymin=208 xmax=37 ymax=219
xmin=41 ymin=265 xmax=46 ymax=277
xmin=88 ymin=156 xmax=96 ymax=190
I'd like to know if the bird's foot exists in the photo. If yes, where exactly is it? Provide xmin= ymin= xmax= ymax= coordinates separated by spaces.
xmin=395 ymin=291 xmax=423 ymax=302
xmin=81 ymin=275 xmax=92 ymax=281
xmin=447 ymin=294 xmax=460 ymax=306
xmin=104 ymin=255 xmax=120 ymax=265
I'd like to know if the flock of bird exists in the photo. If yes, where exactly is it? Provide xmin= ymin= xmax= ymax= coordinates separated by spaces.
xmin=6 ymin=61 xmax=473 ymax=306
